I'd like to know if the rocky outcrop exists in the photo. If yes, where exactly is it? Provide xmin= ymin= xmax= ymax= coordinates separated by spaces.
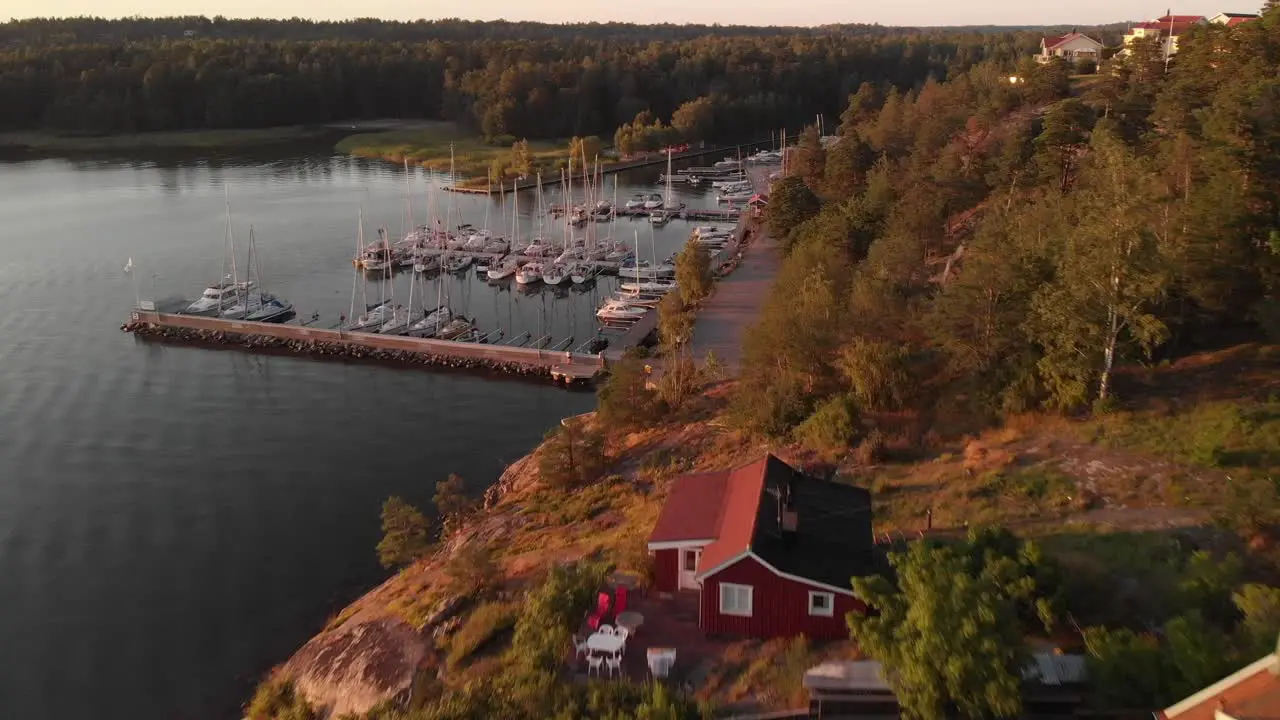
xmin=282 ymin=616 xmax=427 ymax=719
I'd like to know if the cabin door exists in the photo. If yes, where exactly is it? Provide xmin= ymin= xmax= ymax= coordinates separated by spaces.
xmin=678 ymin=548 xmax=701 ymax=590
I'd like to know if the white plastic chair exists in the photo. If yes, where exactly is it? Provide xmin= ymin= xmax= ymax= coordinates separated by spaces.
xmin=615 ymin=626 xmax=630 ymax=650
xmin=573 ymin=634 xmax=589 ymax=660
xmin=605 ymin=653 xmax=623 ymax=678
xmin=597 ymin=624 xmax=616 ymax=636
xmin=587 ymin=654 xmax=604 ymax=676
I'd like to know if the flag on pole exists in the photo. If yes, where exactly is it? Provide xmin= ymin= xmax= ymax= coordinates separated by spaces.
xmin=124 ymin=257 xmax=133 ymax=273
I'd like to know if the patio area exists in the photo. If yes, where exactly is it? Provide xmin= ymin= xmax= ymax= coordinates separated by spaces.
xmin=570 ymin=588 xmax=732 ymax=685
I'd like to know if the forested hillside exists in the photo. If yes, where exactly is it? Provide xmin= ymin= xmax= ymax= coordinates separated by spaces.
xmin=0 ymin=20 xmax=1035 ymax=137
xmin=741 ymin=19 xmax=1280 ymax=442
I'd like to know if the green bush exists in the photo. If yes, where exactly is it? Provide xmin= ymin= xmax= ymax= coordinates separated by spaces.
xmin=447 ymin=601 xmax=519 ymax=667
xmin=795 ymin=393 xmax=860 ymax=457
xmin=836 ymin=338 xmax=910 ymax=411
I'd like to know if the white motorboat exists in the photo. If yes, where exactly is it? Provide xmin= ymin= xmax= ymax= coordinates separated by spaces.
xmin=408 ymin=306 xmax=453 ymax=337
xmin=542 ymin=262 xmax=570 ymax=285
xmin=516 ymin=262 xmax=544 ymax=285
xmin=521 ymin=237 xmax=553 ymax=257
xmin=185 ymin=278 xmax=253 ymax=315
xmin=464 ymin=229 xmax=490 ymax=251
xmin=717 ymin=192 xmax=754 ymax=204
xmin=244 ymin=294 xmax=294 ymax=323
xmin=648 ymin=210 xmax=670 ymax=226
xmin=642 ymin=193 xmax=664 ymax=210
xmin=596 ymin=298 xmax=649 ymax=321
xmin=624 ymin=194 xmax=646 ymax=210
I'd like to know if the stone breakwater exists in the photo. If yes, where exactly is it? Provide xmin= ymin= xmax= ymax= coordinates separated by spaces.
xmin=122 ymin=321 xmax=553 ymax=377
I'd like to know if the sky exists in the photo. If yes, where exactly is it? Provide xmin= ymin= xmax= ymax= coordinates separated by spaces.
xmin=1 ymin=0 xmax=1240 ymax=27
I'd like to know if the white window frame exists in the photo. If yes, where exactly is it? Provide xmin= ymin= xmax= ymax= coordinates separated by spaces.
xmin=808 ymin=590 xmax=835 ymax=617
xmin=719 ymin=583 xmax=753 ymax=617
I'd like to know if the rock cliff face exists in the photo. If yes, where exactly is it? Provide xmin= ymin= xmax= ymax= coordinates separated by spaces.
xmin=282 ymin=616 xmax=426 ymax=719
xmin=273 ymin=441 xmax=552 ymax=719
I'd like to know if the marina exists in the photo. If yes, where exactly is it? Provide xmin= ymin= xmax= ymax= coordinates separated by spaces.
xmin=122 ymin=148 xmax=775 ymax=384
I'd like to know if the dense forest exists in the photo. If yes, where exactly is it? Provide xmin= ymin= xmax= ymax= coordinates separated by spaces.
xmin=0 ymin=19 xmax=1038 ymax=138
xmin=738 ymin=17 xmax=1280 ymax=433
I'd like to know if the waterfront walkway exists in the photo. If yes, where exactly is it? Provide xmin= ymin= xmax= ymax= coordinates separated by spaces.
xmin=689 ymin=166 xmax=780 ymax=372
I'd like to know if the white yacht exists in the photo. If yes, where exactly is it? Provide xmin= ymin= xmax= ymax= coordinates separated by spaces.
xmin=717 ymin=192 xmax=754 ymax=204
xmin=642 ymin=193 xmax=664 ymax=210
xmin=596 ymin=298 xmax=649 ymax=321
xmin=184 ymin=278 xmax=253 ymax=315
xmin=624 ymin=194 xmax=646 ymax=210
xmin=516 ymin=262 xmax=544 ymax=285
xmin=648 ymin=210 xmax=670 ymax=226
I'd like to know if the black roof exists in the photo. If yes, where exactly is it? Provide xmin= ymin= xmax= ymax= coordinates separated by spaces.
xmin=750 ymin=458 xmax=876 ymax=590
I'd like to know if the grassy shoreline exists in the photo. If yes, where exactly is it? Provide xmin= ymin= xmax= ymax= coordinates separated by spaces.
xmin=334 ymin=121 xmax=571 ymax=186
xmin=0 ymin=126 xmax=333 ymax=152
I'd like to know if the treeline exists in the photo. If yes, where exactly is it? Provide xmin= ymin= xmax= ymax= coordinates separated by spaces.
xmin=0 ymin=17 xmax=898 ymax=46
xmin=741 ymin=16 xmax=1280 ymax=439
xmin=0 ymin=25 xmax=1037 ymax=137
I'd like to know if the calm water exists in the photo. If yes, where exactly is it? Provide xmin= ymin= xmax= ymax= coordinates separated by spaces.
xmin=0 ymin=147 xmax=724 ymax=720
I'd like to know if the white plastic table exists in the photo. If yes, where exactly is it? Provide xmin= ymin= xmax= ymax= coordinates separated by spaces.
xmin=587 ymin=633 xmax=625 ymax=655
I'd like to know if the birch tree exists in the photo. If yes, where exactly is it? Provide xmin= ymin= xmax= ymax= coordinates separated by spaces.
xmin=1029 ymin=131 xmax=1169 ymax=408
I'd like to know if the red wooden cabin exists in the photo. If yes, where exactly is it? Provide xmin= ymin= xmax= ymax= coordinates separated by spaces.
xmin=646 ymin=455 xmax=874 ymax=640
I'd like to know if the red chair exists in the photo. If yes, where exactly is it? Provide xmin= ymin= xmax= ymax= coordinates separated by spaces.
xmin=586 ymin=591 xmax=611 ymax=629
xmin=615 ymin=586 xmax=628 ymax=614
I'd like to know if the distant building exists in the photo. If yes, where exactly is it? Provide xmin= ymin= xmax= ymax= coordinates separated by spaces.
xmin=1158 ymin=637 xmax=1280 ymax=720
xmin=1037 ymin=32 xmax=1105 ymax=64
xmin=646 ymin=454 xmax=875 ymax=640
xmin=804 ymin=653 xmax=1089 ymax=717
xmin=1122 ymin=14 xmax=1207 ymax=58
xmin=1208 ymin=11 xmax=1262 ymax=26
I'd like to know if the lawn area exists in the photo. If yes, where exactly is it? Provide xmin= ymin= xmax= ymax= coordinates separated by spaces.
xmin=0 ymin=126 xmax=329 ymax=151
xmin=334 ymin=121 xmax=565 ymax=182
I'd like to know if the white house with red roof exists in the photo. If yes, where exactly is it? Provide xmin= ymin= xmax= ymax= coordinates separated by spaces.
xmin=1037 ymin=32 xmax=1104 ymax=64
xmin=1209 ymin=11 xmax=1261 ymax=26
xmin=1123 ymin=14 xmax=1207 ymax=57
xmin=646 ymin=454 xmax=875 ymax=640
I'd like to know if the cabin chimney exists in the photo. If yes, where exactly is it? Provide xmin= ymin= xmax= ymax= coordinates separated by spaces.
xmin=781 ymin=472 xmax=799 ymax=534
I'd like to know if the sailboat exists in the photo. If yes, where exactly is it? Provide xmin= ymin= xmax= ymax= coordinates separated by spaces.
xmin=341 ymin=210 xmax=396 ymax=333
xmin=220 ymin=225 xmax=295 ymax=322
xmin=184 ymin=190 xmax=254 ymax=315
xmin=488 ymin=180 xmax=522 ymax=280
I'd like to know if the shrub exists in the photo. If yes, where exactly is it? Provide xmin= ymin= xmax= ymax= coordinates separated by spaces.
xmin=445 ymin=541 xmax=501 ymax=598
xmin=836 ymin=338 xmax=910 ymax=411
xmin=1074 ymin=58 xmax=1098 ymax=75
xmin=729 ymin=372 xmax=812 ymax=438
xmin=795 ymin=393 xmax=860 ymax=458
xmin=447 ymin=601 xmax=519 ymax=667
xmin=245 ymin=676 xmax=316 ymax=720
